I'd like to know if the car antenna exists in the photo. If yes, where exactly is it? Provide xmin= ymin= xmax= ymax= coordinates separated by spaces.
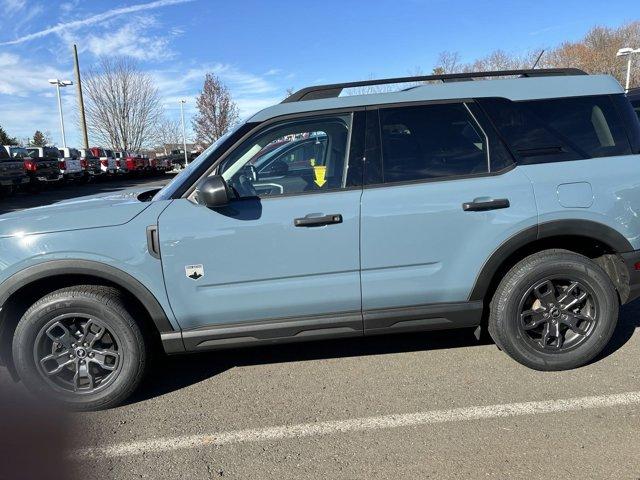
xmin=532 ymin=49 xmax=545 ymax=69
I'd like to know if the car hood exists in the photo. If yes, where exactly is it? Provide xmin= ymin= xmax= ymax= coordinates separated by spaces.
xmin=0 ymin=188 xmax=156 ymax=238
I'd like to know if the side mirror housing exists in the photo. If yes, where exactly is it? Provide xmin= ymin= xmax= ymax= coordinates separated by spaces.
xmin=195 ymin=175 xmax=233 ymax=208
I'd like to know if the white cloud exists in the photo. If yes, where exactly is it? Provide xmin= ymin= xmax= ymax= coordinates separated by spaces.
xmin=1 ymin=0 xmax=26 ymax=15
xmin=0 ymin=53 xmax=71 ymax=96
xmin=153 ymin=63 xmax=287 ymax=120
xmin=83 ymin=20 xmax=174 ymax=61
xmin=0 ymin=0 xmax=194 ymax=45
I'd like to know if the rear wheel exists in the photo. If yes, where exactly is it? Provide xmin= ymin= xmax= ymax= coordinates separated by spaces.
xmin=13 ymin=286 xmax=147 ymax=411
xmin=488 ymin=249 xmax=618 ymax=371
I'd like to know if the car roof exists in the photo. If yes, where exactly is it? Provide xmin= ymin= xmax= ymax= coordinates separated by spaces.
xmin=248 ymin=73 xmax=623 ymax=123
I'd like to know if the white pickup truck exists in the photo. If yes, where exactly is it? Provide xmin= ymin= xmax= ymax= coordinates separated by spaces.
xmin=58 ymin=147 xmax=84 ymax=181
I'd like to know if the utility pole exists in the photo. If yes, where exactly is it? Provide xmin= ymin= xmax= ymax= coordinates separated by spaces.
xmin=179 ymin=99 xmax=188 ymax=167
xmin=73 ymin=44 xmax=89 ymax=149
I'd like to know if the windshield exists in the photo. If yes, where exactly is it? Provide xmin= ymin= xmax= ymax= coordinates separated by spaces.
xmin=153 ymin=122 xmax=246 ymax=201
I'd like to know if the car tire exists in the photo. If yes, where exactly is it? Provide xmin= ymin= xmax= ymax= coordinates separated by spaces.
xmin=12 ymin=285 xmax=147 ymax=411
xmin=488 ymin=249 xmax=618 ymax=371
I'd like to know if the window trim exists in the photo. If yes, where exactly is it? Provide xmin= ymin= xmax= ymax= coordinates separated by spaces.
xmin=183 ymin=107 xmax=365 ymax=200
xmin=366 ymin=99 xmax=496 ymax=188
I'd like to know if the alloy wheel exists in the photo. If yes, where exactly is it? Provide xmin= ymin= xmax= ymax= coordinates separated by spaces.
xmin=33 ymin=314 xmax=122 ymax=394
xmin=518 ymin=278 xmax=598 ymax=352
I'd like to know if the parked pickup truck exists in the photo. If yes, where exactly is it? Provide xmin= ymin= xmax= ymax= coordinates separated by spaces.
xmin=0 ymin=146 xmax=29 ymax=195
xmin=23 ymin=147 xmax=63 ymax=187
xmin=78 ymin=148 xmax=102 ymax=180
xmin=89 ymin=147 xmax=116 ymax=174
xmin=58 ymin=147 xmax=84 ymax=182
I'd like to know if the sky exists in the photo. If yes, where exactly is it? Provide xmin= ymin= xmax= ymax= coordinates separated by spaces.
xmin=0 ymin=0 xmax=638 ymax=147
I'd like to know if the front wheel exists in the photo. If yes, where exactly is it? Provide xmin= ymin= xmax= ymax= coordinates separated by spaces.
xmin=12 ymin=286 xmax=147 ymax=411
xmin=488 ymin=249 xmax=618 ymax=371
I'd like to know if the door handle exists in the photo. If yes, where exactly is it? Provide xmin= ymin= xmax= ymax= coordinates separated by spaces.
xmin=462 ymin=198 xmax=510 ymax=212
xmin=294 ymin=214 xmax=343 ymax=227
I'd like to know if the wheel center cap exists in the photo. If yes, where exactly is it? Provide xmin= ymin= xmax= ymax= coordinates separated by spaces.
xmin=76 ymin=348 xmax=88 ymax=359
xmin=550 ymin=307 xmax=561 ymax=318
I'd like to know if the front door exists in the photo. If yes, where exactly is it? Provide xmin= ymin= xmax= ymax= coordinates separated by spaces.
xmin=159 ymin=112 xmax=365 ymax=340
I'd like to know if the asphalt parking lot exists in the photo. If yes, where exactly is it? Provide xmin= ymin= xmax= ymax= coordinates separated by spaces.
xmin=1 ymin=176 xmax=640 ymax=479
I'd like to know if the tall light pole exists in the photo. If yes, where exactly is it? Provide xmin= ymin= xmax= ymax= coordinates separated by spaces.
xmin=617 ymin=47 xmax=640 ymax=92
xmin=48 ymin=79 xmax=73 ymax=148
xmin=178 ymin=99 xmax=188 ymax=167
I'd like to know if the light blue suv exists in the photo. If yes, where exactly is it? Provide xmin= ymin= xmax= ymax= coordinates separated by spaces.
xmin=2 ymin=68 xmax=640 ymax=410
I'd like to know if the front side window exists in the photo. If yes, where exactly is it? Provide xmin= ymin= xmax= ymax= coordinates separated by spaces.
xmin=219 ymin=114 xmax=352 ymax=198
xmin=378 ymin=103 xmax=488 ymax=183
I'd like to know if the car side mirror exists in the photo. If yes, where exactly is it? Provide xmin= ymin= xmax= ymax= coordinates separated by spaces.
xmin=195 ymin=175 xmax=233 ymax=208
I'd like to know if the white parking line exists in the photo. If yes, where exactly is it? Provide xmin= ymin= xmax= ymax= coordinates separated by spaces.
xmin=74 ymin=391 xmax=640 ymax=459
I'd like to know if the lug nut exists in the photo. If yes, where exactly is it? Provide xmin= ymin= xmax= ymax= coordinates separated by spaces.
xmin=83 ymin=343 xmax=88 ymax=347
xmin=69 ymin=354 xmax=74 ymax=359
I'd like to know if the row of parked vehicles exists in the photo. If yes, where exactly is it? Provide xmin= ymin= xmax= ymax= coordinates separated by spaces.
xmin=0 ymin=146 xmax=174 ymax=195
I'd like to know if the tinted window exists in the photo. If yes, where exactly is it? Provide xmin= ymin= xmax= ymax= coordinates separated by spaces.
xmin=0 ymin=147 xmax=10 ymax=161
xmin=480 ymin=95 xmax=631 ymax=164
xmin=219 ymin=114 xmax=352 ymax=198
xmin=379 ymin=103 xmax=488 ymax=183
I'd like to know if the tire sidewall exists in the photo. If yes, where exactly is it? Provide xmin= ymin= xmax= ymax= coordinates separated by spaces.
xmin=13 ymin=293 xmax=143 ymax=409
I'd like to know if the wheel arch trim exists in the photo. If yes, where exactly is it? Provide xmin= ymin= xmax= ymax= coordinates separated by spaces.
xmin=0 ymin=259 xmax=175 ymax=333
xmin=468 ymin=219 xmax=633 ymax=301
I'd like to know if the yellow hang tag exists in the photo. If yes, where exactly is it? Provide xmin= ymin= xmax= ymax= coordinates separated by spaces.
xmin=313 ymin=165 xmax=327 ymax=187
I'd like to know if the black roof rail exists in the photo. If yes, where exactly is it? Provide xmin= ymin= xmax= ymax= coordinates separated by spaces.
xmin=282 ymin=68 xmax=588 ymax=103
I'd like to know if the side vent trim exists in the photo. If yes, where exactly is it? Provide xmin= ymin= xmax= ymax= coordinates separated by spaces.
xmin=146 ymin=225 xmax=161 ymax=259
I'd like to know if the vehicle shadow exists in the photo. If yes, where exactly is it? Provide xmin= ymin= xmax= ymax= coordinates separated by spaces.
xmin=128 ymin=299 xmax=640 ymax=405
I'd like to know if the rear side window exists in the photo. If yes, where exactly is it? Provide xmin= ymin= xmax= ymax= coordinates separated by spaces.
xmin=0 ymin=147 xmax=10 ymax=161
xmin=480 ymin=95 xmax=632 ymax=164
xmin=378 ymin=103 xmax=488 ymax=183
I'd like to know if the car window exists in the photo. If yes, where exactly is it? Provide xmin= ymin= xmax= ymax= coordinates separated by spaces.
xmin=480 ymin=95 xmax=631 ymax=164
xmin=26 ymin=148 xmax=40 ymax=158
xmin=378 ymin=103 xmax=488 ymax=183
xmin=0 ymin=146 xmax=10 ymax=161
xmin=219 ymin=114 xmax=352 ymax=198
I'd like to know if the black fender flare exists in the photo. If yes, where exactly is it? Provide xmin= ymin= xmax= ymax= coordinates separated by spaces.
xmin=0 ymin=259 xmax=175 ymax=333
xmin=468 ymin=220 xmax=633 ymax=301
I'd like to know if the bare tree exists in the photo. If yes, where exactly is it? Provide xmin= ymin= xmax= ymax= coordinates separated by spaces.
xmin=546 ymin=21 xmax=640 ymax=86
xmin=192 ymin=74 xmax=239 ymax=148
xmin=154 ymin=115 xmax=183 ymax=154
xmin=428 ymin=22 xmax=640 ymax=89
xmin=84 ymin=57 xmax=163 ymax=151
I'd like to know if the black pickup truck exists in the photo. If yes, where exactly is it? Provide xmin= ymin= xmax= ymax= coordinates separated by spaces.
xmin=0 ymin=146 xmax=28 ymax=195
xmin=24 ymin=146 xmax=63 ymax=188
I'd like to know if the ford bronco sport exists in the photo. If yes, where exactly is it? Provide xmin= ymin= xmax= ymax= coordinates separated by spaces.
xmin=1 ymin=68 xmax=640 ymax=410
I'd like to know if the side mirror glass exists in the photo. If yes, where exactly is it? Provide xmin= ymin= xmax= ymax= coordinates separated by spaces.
xmin=195 ymin=175 xmax=233 ymax=208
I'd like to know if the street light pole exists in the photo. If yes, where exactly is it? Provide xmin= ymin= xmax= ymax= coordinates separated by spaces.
xmin=179 ymin=99 xmax=188 ymax=167
xmin=48 ymin=79 xmax=73 ymax=148
xmin=617 ymin=47 xmax=640 ymax=92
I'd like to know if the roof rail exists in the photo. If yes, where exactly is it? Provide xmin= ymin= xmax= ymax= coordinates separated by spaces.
xmin=282 ymin=68 xmax=588 ymax=103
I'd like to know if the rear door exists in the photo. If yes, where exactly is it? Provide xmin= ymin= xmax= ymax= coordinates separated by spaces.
xmin=359 ymin=102 xmax=537 ymax=334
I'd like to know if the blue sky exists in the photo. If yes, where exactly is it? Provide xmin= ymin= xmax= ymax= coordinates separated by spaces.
xmin=0 ymin=0 xmax=638 ymax=146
